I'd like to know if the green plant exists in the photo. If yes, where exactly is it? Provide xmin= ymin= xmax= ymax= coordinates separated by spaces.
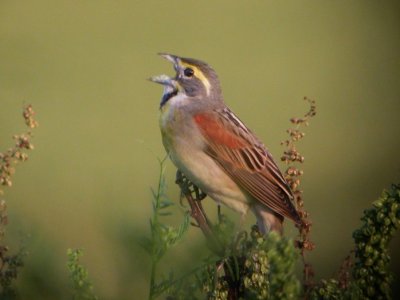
xmin=352 ymin=184 xmax=399 ymax=299
xmin=67 ymin=249 xmax=98 ymax=300
xmin=145 ymin=168 xmax=399 ymax=299
xmin=309 ymin=184 xmax=400 ymax=299
xmin=140 ymin=157 xmax=190 ymax=300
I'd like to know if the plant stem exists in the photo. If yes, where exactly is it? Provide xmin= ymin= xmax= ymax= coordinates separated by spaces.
xmin=148 ymin=158 xmax=166 ymax=300
xmin=148 ymin=260 xmax=157 ymax=300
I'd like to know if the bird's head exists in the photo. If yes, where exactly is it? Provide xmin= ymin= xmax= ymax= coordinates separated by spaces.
xmin=150 ymin=53 xmax=222 ymax=108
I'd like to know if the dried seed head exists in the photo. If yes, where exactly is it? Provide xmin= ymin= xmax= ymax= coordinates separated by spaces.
xmin=23 ymin=104 xmax=39 ymax=129
xmin=0 ymin=104 xmax=37 ymax=196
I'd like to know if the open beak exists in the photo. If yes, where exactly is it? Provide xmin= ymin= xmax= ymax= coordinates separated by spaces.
xmin=149 ymin=53 xmax=180 ymax=86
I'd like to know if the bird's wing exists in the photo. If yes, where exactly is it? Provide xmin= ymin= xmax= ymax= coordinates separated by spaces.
xmin=193 ymin=108 xmax=301 ymax=224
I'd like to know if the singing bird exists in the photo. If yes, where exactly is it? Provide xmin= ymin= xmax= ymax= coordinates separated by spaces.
xmin=150 ymin=54 xmax=302 ymax=234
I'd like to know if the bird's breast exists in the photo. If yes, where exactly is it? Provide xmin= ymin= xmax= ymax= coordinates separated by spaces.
xmin=159 ymin=101 xmax=186 ymax=150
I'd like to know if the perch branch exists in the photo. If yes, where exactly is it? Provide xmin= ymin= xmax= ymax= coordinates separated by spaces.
xmin=175 ymin=170 xmax=223 ymax=253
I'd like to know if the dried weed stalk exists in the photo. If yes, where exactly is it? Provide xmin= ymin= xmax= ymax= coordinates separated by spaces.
xmin=280 ymin=97 xmax=316 ymax=290
xmin=280 ymin=97 xmax=316 ymax=248
xmin=0 ymin=105 xmax=37 ymax=295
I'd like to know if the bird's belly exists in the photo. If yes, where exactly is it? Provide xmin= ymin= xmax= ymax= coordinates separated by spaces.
xmin=169 ymin=143 xmax=250 ymax=215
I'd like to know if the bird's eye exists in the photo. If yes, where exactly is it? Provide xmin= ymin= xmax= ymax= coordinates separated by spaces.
xmin=184 ymin=67 xmax=194 ymax=77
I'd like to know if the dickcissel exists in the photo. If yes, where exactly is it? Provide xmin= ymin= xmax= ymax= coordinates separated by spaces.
xmin=150 ymin=54 xmax=302 ymax=234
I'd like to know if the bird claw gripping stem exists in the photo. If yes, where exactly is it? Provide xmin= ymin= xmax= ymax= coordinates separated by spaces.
xmin=175 ymin=170 xmax=223 ymax=253
xmin=175 ymin=170 xmax=207 ymax=201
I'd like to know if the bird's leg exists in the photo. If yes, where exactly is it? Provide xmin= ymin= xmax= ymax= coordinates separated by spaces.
xmin=238 ymin=213 xmax=247 ymax=232
xmin=175 ymin=170 xmax=207 ymax=201
xmin=175 ymin=170 xmax=186 ymax=207
xmin=175 ymin=170 xmax=209 ymax=219
xmin=194 ymin=185 xmax=207 ymax=201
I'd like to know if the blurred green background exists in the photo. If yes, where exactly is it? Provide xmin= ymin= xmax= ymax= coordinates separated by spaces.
xmin=1 ymin=1 xmax=399 ymax=298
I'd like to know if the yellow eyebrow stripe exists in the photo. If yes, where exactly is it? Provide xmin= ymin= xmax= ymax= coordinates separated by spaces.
xmin=181 ymin=62 xmax=211 ymax=96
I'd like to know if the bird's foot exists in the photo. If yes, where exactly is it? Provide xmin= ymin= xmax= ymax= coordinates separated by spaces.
xmin=175 ymin=170 xmax=207 ymax=201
